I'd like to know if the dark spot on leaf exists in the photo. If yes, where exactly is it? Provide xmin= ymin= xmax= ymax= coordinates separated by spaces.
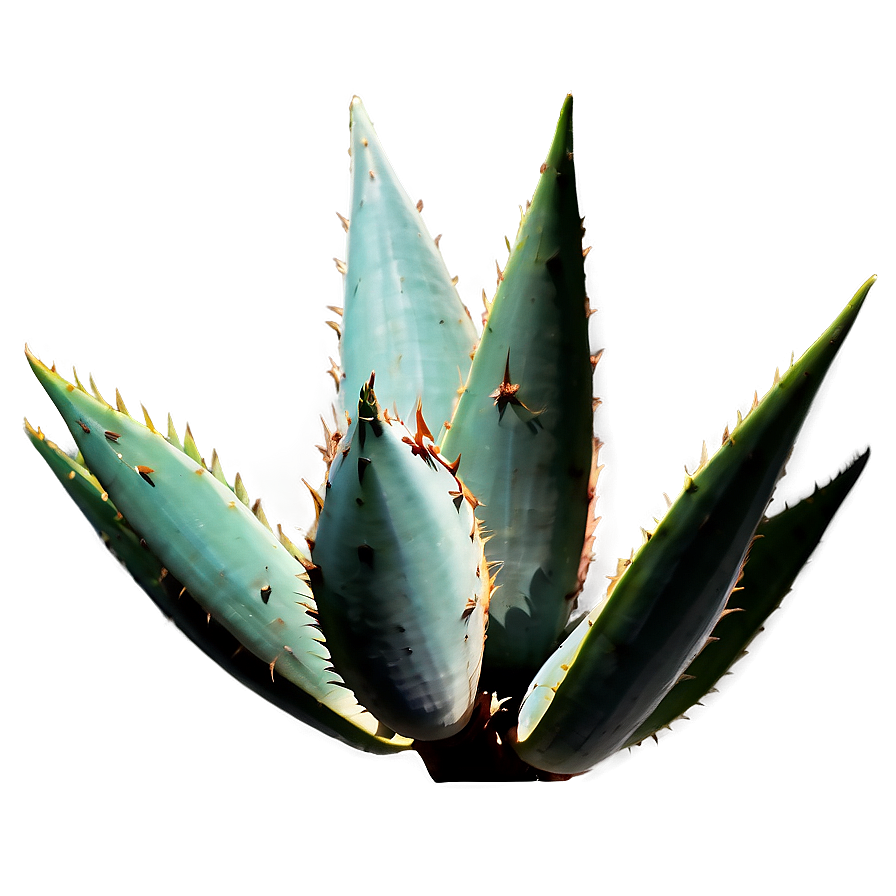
xmin=358 ymin=456 xmax=371 ymax=484
xmin=357 ymin=544 xmax=374 ymax=567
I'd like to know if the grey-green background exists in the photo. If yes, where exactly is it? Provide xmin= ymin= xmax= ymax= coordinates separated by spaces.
xmin=3 ymin=2 xmax=892 ymax=893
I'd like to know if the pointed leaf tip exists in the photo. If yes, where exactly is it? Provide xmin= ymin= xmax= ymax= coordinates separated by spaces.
xmin=544 ymin=95 xmax=575 ymax=171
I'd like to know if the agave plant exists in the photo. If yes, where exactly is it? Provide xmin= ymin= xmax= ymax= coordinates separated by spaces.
xmin=25 ymin=95 xmax=872 ymax=782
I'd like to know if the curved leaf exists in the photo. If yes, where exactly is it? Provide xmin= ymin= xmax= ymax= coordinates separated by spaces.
xmin=25 ymin=351 xmax=410 ymax=752
xmin=512 ymin=277 xmax=873 ymax=775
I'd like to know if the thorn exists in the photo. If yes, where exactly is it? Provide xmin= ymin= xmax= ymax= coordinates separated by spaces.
xmin=442 ymin=452 xmax=461 ymax=478
xmin=368 ymin=169 xmax=375 ymax=179
xmin=210 ymin=450 xmax=227 ymax=485
xmin=141 ymin=404 xmax=159 ymax=434
xmin=412 ymin=400 xmax=434 ymax=444
xmin=326 ymin=304 xmax=343 ymax=317
xmin=252 ymin=498 xmax=273 ymax=532
xmin=183 ymin=423 xmax=202 ymax=464
xmin=303 ymin=480 xmax=325 ymax=521
xmin=269 ymin=658 xmax=277 ymax=681
xmin=115 ymin=388 xmax=130 ymax=416
xmin=72 ymin=367 xmax=89 ymax=393
xmin=89 ymin=374 xmax=113 ymax=409
xmin=495 ymin=260 xmax=504 ymax=283
xmin=234 ymin=472 xmax=250 ymax=506
xmin=333 ymin=258 xmax=347 ymax=275
xmin=136 ymin=465 xmax=155 ymax=486
xmin=434 ymin=234 xmax=442 ymax=248
xmin=505 ymin=235 xmax=511 ymax=253
xmin=416 ymin=199 xmax=423 ymax=212
xmin=326 ymin=357 xmax=341 ymax=389
xmin=336 ymin=211 xmax=349 ymax=231
xmin=489 ymin=352 xmax=537 ymax=415
xmin=583 ymin=246 xmax=592 ymax=258
xmin=166 ymin=414 xmax=181 ymax=448
xmin=451 ymin=275 xmax=459 ymax=286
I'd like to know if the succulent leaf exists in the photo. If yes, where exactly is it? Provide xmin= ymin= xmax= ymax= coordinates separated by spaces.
xmin=310 ymin=377 xmax=489 ymax=740
xmin=440 ymin=96 xmax=596 ymax=693
xmin=25 ymin=350 xmax=410 ymax=751
xmin=340 ymin=97 xmax=478 ymax=430
xmin=24 ymin=420 xmax=409 ymax=753
xmin=512 ymin=277 xmax=874 ymax=775
xmin=623 ymin=447 xmax=871 ymax=747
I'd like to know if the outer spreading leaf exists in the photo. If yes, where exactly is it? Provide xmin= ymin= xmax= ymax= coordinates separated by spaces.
xmin=512 ymin=277 xmax=874 ymax=775
xmin=26 ymin=351 xmax=410 ymax=752
xmin=625 ymin=448 xmax=870 ymax=747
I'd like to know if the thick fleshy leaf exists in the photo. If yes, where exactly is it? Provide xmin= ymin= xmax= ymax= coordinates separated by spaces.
xmin=625 ymin=448 xmax=870 ymax=747
xmin=440 ymin=96 xmax=597 ymax=693
xmin=25 ymin=419 xmax=409 ymax=754
xmin=339 ymin=97 xmax=478 ymax=431
xmin=25 ymin=350 xmax=410 ymax=752
xmin=310 ymin=378 xmax=489 ymax=740
xmin=512 ymin=277 xmax=873 ymax=775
